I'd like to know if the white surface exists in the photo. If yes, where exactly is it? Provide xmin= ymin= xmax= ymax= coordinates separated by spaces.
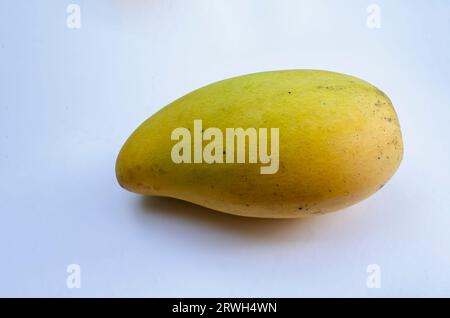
xmin=1 ymin=0 xmax=450 ymax=297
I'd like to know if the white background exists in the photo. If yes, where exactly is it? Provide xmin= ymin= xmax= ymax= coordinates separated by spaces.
xmin=1 ymin=0 xmax=450 ymax=297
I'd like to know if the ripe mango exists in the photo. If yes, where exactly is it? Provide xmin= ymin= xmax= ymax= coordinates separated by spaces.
xmin=116 ymin=70 xmax=403 ymax=218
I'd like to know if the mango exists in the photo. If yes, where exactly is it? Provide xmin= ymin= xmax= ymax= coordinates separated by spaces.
xmin=116 ymin=70 xmax=403 ymax=218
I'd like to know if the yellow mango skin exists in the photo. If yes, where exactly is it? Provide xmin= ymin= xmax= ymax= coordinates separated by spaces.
xmin=116 ymin=70 xmax=403 ymax=218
